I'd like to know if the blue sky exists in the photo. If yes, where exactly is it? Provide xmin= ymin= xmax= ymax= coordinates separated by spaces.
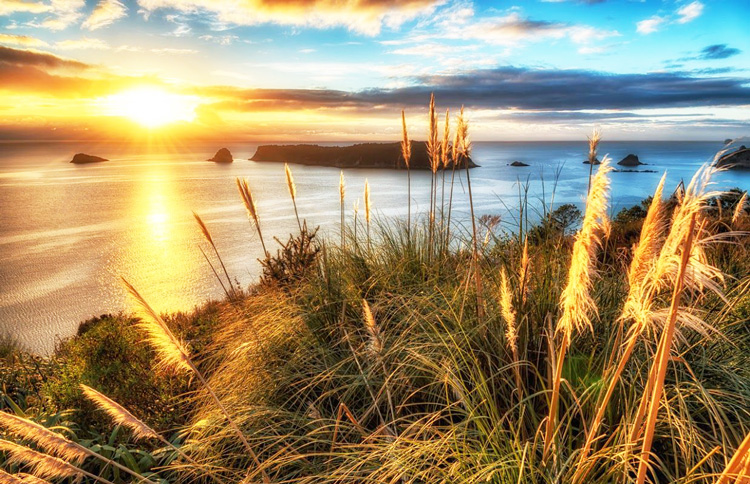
xmin=0 ymin=0 xmax=748 ymax=140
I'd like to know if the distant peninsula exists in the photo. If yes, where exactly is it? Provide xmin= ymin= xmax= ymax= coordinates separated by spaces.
xmin=250 ymin=142 xmax=477 ymax=170
xmin=70 ymin=153 xmax=108 ymax=164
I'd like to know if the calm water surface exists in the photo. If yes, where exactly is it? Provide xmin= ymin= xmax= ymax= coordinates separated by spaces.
xmin=1 ymin=140 xmax=748 ymax=354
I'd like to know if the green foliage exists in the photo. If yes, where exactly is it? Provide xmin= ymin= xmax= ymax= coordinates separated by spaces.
xmin=43 ymin=314 xmax=190 ymax=433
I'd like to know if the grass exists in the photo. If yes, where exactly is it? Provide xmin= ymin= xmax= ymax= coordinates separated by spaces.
xmin=1 ymin=98 xmax=750 ymax=483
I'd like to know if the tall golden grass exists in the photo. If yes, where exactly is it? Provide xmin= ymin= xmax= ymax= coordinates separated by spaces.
xmin=544 ymin=156 xmax=612 ymax=460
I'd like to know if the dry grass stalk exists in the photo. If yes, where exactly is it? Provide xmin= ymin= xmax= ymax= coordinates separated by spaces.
xmin=122 ymin=279 xmax=270 ymax=483
xmin=362 ymin=300 xmax=396 ymax=429
xmin=353 ymin=199 xmax=359 ymax=249
xmin=0 ymin=441 xmax=84 ymax=482
xmin=339 ymin=171 xmax=346 ymax=249
xmin=440 ymin=108 xmax=451 ymax=240
xmin=401 ymin=110 xmax=412 ymax=241
xmin=574 ymin=175 xmax=667 ymax=480
xmin=0 ymin=412 xmax=88 ymax=463
xmin=0 ymin=469 xmax=26 ymax=484
xmin=426 ymin=94 xmax=439 ymax=258
xmin=364 ymin=179 xmax=371 ymax=251
xmin=733 ymin=191 xmax=747 ymax=225
xmin=519 ymin=237 xmax=530 ymax=304
xmin=543 ymin=156 xmax=612 ymax=460
xmin=500 ymin=268 xmax=523 ymax=403
xmin=80 ymin=385 xmax=159 ymax=440
xmin=236 ymin=178 xmax=268 ymax=257
xmin=192 ymin=212 xmax=234 ymax=297
xmin=635 ymin=212 xmax=698 ymax=484
xmin=122 ymin=278 xmax=192 ymax=373
xmin=628 ymin=166 xmax=725 ymax=443
xmin=586 ymin=128 xmax=601 ymax=194
xmin=17 ymin=474 xmax=52 ymax=484
xmin=285 ymin=163 xmax=302 ymax=232
xmin=715 ymin=432 xmax=750 ymax=484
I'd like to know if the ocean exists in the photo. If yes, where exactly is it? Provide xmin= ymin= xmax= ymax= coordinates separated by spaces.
xmin=1 ymin=140 xmax=747 ymax=354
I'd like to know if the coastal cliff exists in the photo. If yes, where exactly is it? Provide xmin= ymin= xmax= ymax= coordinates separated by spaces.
xmin=250 ymin=141 xmax=477 ymax=170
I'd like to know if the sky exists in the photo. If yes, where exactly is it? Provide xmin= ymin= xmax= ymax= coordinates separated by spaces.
xmin=0 ymin=0 xmax=748 ymax=141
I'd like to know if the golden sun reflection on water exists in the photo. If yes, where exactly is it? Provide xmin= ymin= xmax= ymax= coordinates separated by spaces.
xmin=109 ymin=165 xmax=207 ymax=314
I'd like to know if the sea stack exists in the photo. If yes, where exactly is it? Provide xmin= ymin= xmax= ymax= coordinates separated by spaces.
xmin=617 ymin=154 xmax=644 ymax=167
xmin=70 ymin=153 xmax=108 ymax=164
xmin=208 ymin=148 xmax=233 ymax=163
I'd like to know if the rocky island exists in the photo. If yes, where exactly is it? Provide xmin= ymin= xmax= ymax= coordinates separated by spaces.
xmin=70 ymin=153 xmax=108 ymax=164
xmin=208 ymin=148 xmax=233 ymax=163
xmin=716 ymin=145 xmax=750 ymax=169
xmin=509 ymin=161 xmax=529 ymax=167
xmin=250 ymin=142 xmax=477 ymax=170
xmin=617 ymin=154 xmax=644 ymax=167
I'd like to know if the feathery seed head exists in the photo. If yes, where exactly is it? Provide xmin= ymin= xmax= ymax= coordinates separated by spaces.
xmin=0 ymin=441 xmax=81 ymax=481
xmin=441 ymin=109 xmax=451 ymax=169
xmin=733 ymin=191 xmax=747 ymax=225
xmin=588 ymin=128 xmax=602 ymax=164
xmin=427 ymin=93 xmax=440 ymax=173
xmin=339 ymin=171 xmax=345 ymax=204
xmin=236 ymin=178 xmax=260 ymax=226
xmin=121 ymin=278 xmax=192 ymax=374
xmin=192 ymin=212 xmax=213 ymax=246
xmin=285 ymin=163 xmax=296 ymax=200
xmin=364 ymin=180 xmax=371 ymax=224
xmin=362 ymin=300 xmax=382 ymax=356
xmin=80 ymin=385 xmax=159 ymax=440
xmin=557 ymin=156 xmax=613 ymax=339
xmin=500 ymin=268 xmax=518 ymax=348
xmin=401 ymin=110 xmax=411 ymax=169
xmin=0 ymin=412 xmax=87 ymax=463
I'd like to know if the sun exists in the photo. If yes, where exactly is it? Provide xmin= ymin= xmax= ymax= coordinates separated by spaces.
xmin=102 ymin=87 xmax=198 ymax=128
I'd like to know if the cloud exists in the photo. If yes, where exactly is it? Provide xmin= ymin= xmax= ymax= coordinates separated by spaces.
xmin=54 ymin=38 xmax=109 ymax=50
xmin=0 ymin=34 xmax=49 ymax=47
xmin=0 ymin=0 xmax=51 ymax=15
xmin=676 ymin=1 xmax=704 ymax=24
xmin=38 ymin=0 xmax=86 ymax=30
xmin=636 ymin=15 xmax=665 ymax=34
xmin=82 ymin=0 xmax=128 ymax=30
xmin=195 ymin=66 xmax=750 ymax=113
xmin=135 ymin=0 xmax=440 ymax=35
xmin=0 ymin=45 xmax=88 ymax=69
xmin=637 ymin=2 xmax=704 ymax=35
xmin=149 ymin=47 xmax=197 ymax=54
xmin=699 ymin=44 xmax=740 ymax=60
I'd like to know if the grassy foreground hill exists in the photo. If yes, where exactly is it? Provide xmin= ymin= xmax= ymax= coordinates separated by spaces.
xmin=2 ymin=104 xmax=750 ymax=483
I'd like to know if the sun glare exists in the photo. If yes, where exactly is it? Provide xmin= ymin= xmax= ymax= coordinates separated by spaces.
xmin=102 ymin=87 xmax=198 ymax=128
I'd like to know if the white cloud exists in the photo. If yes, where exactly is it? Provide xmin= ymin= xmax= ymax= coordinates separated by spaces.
xmin=636 ymin=15 xmax=665 ymax=34
xmin=40 ymin=0 xmax=86 ymax=30
xmin=55 ymin=37 xmax=109 ymax=49
xmin=149 ymin=47 xmax=197 ymax=54
xmin=199 ymin=34 xmax=238 ymax=45
xmin=135 ymin=0 xmax=441 ymax=36
xmin=82 ymin=0 xmax=128 ymax=30
xmin=0 ymin=0 xmax=51 ymax=15
xmin=676 ymin=1 xmax=704 ymax=24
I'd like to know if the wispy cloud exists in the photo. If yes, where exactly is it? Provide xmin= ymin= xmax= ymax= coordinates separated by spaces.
xmin=636 ymin=1 xmax=704 ymax=35
xmin=54 ymin=38 xmax=110 ymax=50
xmin=636 ymin=15 xmax=665 ymax=34
xmin=676 ymin=1 xmax=704 ymax=24
xmin=0 ymin=33 xmax=49 ymax=47
xmin=699 ymin=44 xmax=741 ymax=60
xmin=82 ymin=0 xmax=128 ymax=30
xmin=135 ymin=0 xmax=441 ymax=35
xmin=0 ymin=0 xmax=51 ymax=15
